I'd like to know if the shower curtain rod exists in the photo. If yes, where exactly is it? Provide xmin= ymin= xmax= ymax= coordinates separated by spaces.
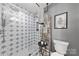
xmin=36 ymin=3 xmax=40 ymax=7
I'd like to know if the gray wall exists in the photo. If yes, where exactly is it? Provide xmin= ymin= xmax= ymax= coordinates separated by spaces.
xmin=47 ymin=3 xmax=79 ymax=56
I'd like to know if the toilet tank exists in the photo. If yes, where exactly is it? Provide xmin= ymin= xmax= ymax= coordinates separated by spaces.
xmin=53 ymin=40 xmax=69 ymax=55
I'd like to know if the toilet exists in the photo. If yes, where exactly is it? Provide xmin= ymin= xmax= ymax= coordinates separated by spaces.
xmin=51 ymin=40 xmax=69 ymax=56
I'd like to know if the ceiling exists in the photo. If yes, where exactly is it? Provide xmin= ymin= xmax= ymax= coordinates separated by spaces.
xmin=14 ymin=3 xmax=51 ymax=14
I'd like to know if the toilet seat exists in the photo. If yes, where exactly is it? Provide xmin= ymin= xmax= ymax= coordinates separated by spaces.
xmin=51 ymin=52 xmax=64 ymax=56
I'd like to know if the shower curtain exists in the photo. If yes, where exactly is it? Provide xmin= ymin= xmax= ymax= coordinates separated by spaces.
xmin=0 ymin=3 xmax=40 ymax=56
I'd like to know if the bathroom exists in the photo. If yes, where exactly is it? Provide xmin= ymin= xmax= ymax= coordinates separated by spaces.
xmin=0 ymin=0 xmax=79 ymax=58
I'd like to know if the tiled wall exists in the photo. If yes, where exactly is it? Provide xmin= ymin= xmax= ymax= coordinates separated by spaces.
xmin=0 ymin=3 xmax=40 ymax=56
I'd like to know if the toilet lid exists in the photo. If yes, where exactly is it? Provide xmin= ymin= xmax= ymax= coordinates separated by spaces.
xmin=51 ymin=52 xmax=64 ymax=56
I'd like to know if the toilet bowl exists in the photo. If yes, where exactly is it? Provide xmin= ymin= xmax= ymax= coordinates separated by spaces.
xmin=51 ymin=40 xmax=69 ymax=56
